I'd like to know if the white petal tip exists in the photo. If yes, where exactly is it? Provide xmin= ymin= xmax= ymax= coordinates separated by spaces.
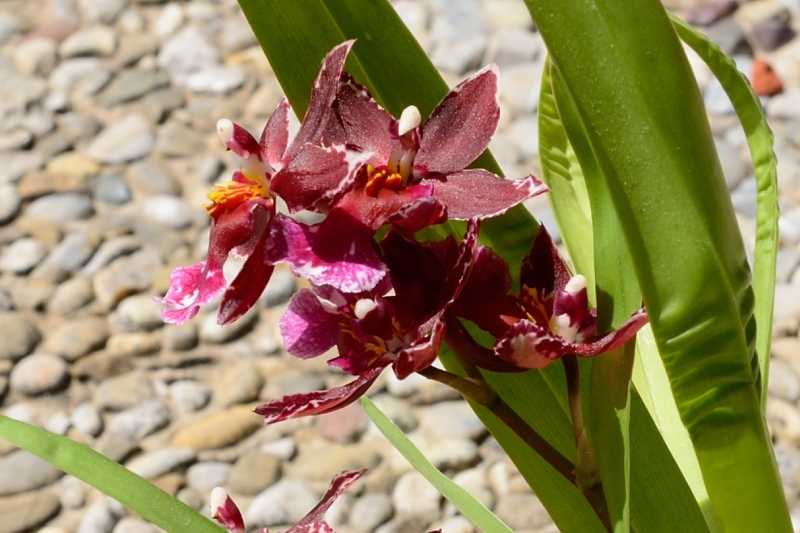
xmin=565 ymin=274 xmax=587 ymax=294
xmin=216 ymin=119 xmax=234 ymax=144
xmin=354 ymin=298 xmax=377 ymax=319
xmin=398 ymin=105 xmax=421 ymax=136
xmin=210 ymin=487 xmax=227 ymax=515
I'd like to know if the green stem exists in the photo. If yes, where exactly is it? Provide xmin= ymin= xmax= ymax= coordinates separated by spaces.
xmin=563 ymin=355 xmax=602 ymax=492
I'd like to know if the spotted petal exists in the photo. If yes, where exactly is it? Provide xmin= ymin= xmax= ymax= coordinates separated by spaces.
xmin=280 ymin=288 xmax=342 ymax=359
xmin=431 ymin=170 xmax=548 ymax=220
xmin=155 ymin=260 xmax=226 ymax=325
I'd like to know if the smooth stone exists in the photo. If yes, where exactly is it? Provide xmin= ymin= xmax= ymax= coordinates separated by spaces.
xmin=72 ymin=352 xmax=134 ymax=385
xmin=0 ymin=490 xmax=60 ymax=533
xmin=82 ymin=236 xmax=142 ymax=277
xmin=125 ymin=158 xmax=182 ymax=196
xmin=495 ymin=492 xmax=552 ymax=530
xmin=40 ymin=316 xmax=109 ymax=362
xmin=126 ymin=447 xmax=196 ymax=479
xmin=481 ymin=0 xmax=532 ymax=31
xmin=419 ymin=401 xmax=486 ymax=441
xmin=715 ymin=138 xmax=749 ymax=189
xmin=769 ymin=396 xmax=800 ymax=444
xmin=245 ymin=479 xmax=319 ymax=528
xmin=348 ymin=492 xmax=394 ymax=532
xmin=58 ymin=112 xmax=102 ymax=144
xmin=45 ymin=410 xmax=71 ymax=435
xmin=71 ymin=402 xmax=104 ymax=436
xmin=0 ymin=129 xmax=33 ymax=151
xmin=9 ymin=278 xmax=57 ymax=311
xmin=163 ymin=323 xmax=198 ymax=351
xmin=24 ymin=193 xmax=93 ymax=223
xmin=187 ymin=461 xmax=232 ymax=492
xmin=317 ymin=401 xmax=368 ymax=443
xmin=185 ymin=66 xmax=247 ymax=94
xmin=216 ymin=361 xmax=264 ymax=407
xmin=498 ymin=62 xmax=541 ymax=117
xmin=0 ymin=151 xmax=44 ymax=184
xmin=0 ymin=75 xmax=47 ymax=114
xmin=106 ymin=332 xmax=161 ymax=356
xmin=61 ymin=475 xmax=87 ymax=509
xmin=132 ymin=220 xmax=188 ymax=261
xmin=686 ymin=0 xmax=739 ymax=26
xmin=752 ymin=17 xmax=796 ymax=51
xmin=261 ymin=437 xmax=297 ymax=461
xmin=76 ymin=498 xmax=124 ymax=533
xmin=18 ymin=171 xmax=88 ymax=201
xmin=393 ymin=470 xmax=442 ymax=524
xmin=171 ymin=405 xmax=262 ymax=450
xmin=113 ymin=293 xmax=166 ymax=332
xmin=370 ymin=393 xmax=418 ymax=433
xmin=399 ymin=434 xmax=479 ymax=471
xmin=154 ymin=3 xmax=184 ymax=39
xmin=730 ymin=176 xmax=757 ymax=218
xmin=142 ymin=195 xmax=194 ymax=229
xmin=12 ymin=37 xmax=57 ymax=76
xmin=59 ymin=25 xmax=116 ymax=57
xmin=451 ymin=467 xmax=494 ymax=509
xmin=228 ymin=449 xmax=282 ymax=495
xmin=92 ymin=247 xmax=161 ymax=311
xmin=49 ymin=58 xmax=113 ymax=97
xmin=0 ymin=237 xmax=48 ymax=274
xmin=769 ymin=358 xmax=800 ymax=402
xmin=264 ymin=372 xmax=326 ymax=398
xmin=86 ymin=114 xmax=155 ymax=164
xmin=0 ymin=449 xmax=64 ymax=496
xmin=157 ymin=26 xmax=220 ymax=85
xmin=703 ymin=17 xmax=752 ymax=56
xmin=78 ymin=0 xmax=125 ymax=24
xmin=107 ymin=399 xmax=171 ymax=440
xmin=141 ymin=88 xmax=186 ymax=122
xmin=115 ymin=33 xmax=159 ymax=67
xmin=170 ymin=379 xmax=211 ymax=412
xmin=431 ymin=516 xmax=475 ymax=533
xmin=46 ymin=151 xmax=100 ymax=180
xmin=92 ymin=174 xmax=132 ymax=205
xmin=49 ymin=275 xmax=95 ymax=314
xmin=767 ymin=90 xmax=800 ymax=120
xmin=157 ymin=121 xmax=207 ymax=158
xmin=286 ymin=444 xmax=382 ymax=483
xmin=35 ymin=130 xmax=71 ymax=159
xmin=9 ymin=353 xmax=69 ymax=395
xmin=0 ymin=184 xmax=20 ymax=223
xmin=483 ymin=29 xmax=540 ymax=68
xmin=260 ymin=267 xmax=297 ymax=307
xmin=112 ymin=517 xmax=158 ymax=533
xmin=222 ymin=12 xmax=259 ymax=54
xmin=199 ymin=307 xmax=258 ymax=344
xmin=96 ymin=369 xmax=155 ymax=411
xmin=99 ymin=69 xmax=170 ymax=107
xmin=35 ymin=229 xmax=101 ymax=281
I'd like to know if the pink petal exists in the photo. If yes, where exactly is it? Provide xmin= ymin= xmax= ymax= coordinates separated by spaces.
xmin=291 ymin=523 xmax=337 ymax=533
xmin=294 ymin=469 xmax=366 ymax=527
xmin=267 ymin=212 xmax=388 ymax=293
xmin=495 ymin=320 xmax=572 ymax=369
xmin=572 ymin=308 xmax=649 ymax=356
xmin=220 ymin=121 xmax=260 ymax=160
xmin=211 ymin=489 xmax=246 ymax=533
xmin=280 ymin=289 xmax=342 ymax=359
xmin=155 ymin=260 xmax=227 ymax=325
xmin=254 ymin=366 xmax=384 ymax=423
xmin=286 ymin=41 xmax=355 ymax=161
xmin=217 ymin=227 xmax=276 ymax=325
xmin=415 ymin=65 xmax=500 ymax=175
xmin=431 ymin=170 xmax=548 ymax=220
xmin=261 ymin=98 xmax=291 ymax=168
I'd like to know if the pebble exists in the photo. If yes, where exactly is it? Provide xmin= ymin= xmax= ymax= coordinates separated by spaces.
xmin=0 ymin=449 xmax=65 ymax=496
xmin=61 ymin=475 xmax=88 ymax=509
xmin=126 ymin=447 xmax=196 ymax=479
xmin=0 ymin=490 xmax=61 ymax=533
xmin=113 ymin=293 xmax=167 ymax=332
xmin=157 ymin=121 xmax=207 ymax=157
xmin=245 ymin=479 xmax=320 ymax=528
xmin=9 ymin=353 xmax=69 ymax=395
xmin=92 ymin=247 xmax=161 ymax=311
xmin=199 ymin=307 xmax=259 ymax=344
xmin=494 ymin=492 xmax=552 ymax=530
xmin=24 ymin=193 xmax=93 ymax=223
xmin=768 ymin=90 xmax=800 ymax=120
xmin=126 ymin=158 xmax=182 ymax=197
xmin=163 ymin=323 xmax=198 ymax=351
xmin=85 ymin=114 xmax=155 ymax=164
xmin=46 ymin=152 xmax=100 ymax=180
xmin=49 ymin=275 xmax=95 ymax=314
xmin=107 ymin=398 xmax=171 ymax=440
xmin=317 ymin=401 xmax=369 ymax=443
xmin=215 ymin=361 xmax=265 ymax=407
xmin=228 ymin=449 xmax=282 ymax=495
xmin=157 ymin=26 xmax=220 ymax=85
xmin=112 ymin=517 xmax=158 ymax=533
xmin=71 ymin=401 xmax=104 ymax=436
xmin=40 ymin=316 xmax=109 ymax=362
xmin=0 ymin=237 xmax=48 ymax=274
xmin=170 ymin=405 xmax=262 ymax=450
xmin=142 ymin=194 xmax=194 ymax=229
xmin=92 ymin=174 xmax=132 ymax=205
xmin=13 ymin=37 xmax=58 ymax=76
xmin=752 ymin=17 xmax=796 ymax=51
xmin=35 ymin=230 xmax=101 ymax=281
xmin=0 ymin=184 xmax=21 ymax=223
xmin=76 ymin=498 xmax=124 ymax=533
xmin=348 ymin=492 xmax=394 ymax=532
xmin=49 ymin=58 xmax=113 ymax=97
xmin=393 ymin=470 xmax=442 ymax=525
xmin=0 ymin=151 xmax=44 ymax=184
xmin=186 ymin=66 xmax=247 ymax=94
xmin=58 ymin=112 xmax=102 ymax=145
xmin=99 ymin=69 xmax=171 ymax=107
xmin=186 ymin=461 xmax=231 ymax=492
xmin=59 ymin=25 xmax=117 ymax=58
xmin=95 ymin=369 xmax=155 ymax=411
xmin=170 ymin=380 xmax=211 ymax=412
xmin=287 ymin=444 xmax=382 ymax=483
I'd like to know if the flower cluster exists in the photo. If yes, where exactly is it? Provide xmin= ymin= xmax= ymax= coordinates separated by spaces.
xmin=156 ymin=41 xmax=648 ymax=424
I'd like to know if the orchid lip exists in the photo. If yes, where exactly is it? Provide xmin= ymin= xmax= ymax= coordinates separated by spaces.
xmin=354 ymin=298 xmax=377 ymax=319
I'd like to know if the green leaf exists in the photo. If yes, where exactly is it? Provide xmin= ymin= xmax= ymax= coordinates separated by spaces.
xmin=522 ymin=0 xmax=790 ymax=529
xmin=670 ymin=14 xmax=778 ymax=409
xmin=0 ymin=416 xmax=220 ymax=533
xmin=361 ymin=397 xmax=514 ymax=533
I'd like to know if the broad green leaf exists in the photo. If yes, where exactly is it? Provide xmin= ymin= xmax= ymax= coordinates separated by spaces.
xmin=670 ymin=14 xmax=778 ymax=409
xmin=523 ymin=0 xmax=790 ymax=529
xmin=0 ymin=416 xmax=220 ymax=533
xmin=361 ymin=397 xmax=514 ymax=533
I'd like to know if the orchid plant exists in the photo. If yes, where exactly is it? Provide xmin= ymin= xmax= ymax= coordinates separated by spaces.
xmin=0 ymin=0 xmax=789 ymax=532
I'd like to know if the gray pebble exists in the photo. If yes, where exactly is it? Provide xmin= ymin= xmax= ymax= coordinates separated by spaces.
xmin=770 ymin=358 xmax=800 ymax=403
xmin=35 ymin=230 xmax=101 ymax=281
xmin=71 ymin=402 xmax=104 ymax=437
xmin=752 ymin=17 xmax=796 ymax=52
xmin=170 ymin=379 xmax=210 ymax=412
xmin=483 ymin=29 xmax=540 ymax=68
xmin=50 ymin=58 xmax=113 ymax=97
xmin=112 ymin=518 xmax=158 ymax=533
xmin=76 ymin=497 xmax=124 ymax=533
xmin=261 ymin=438 xmax=297 ymax=461
xmin=370 ymin=393 xmax=418 ymax=432
xmin=0 ymin=151 xmax=44 ymax=184
xmin=767 ymin=90 xmax=800 ymax=120
xmin=0 ymin=490 xmax=61 ymax=533
xmin=82 ymin=236 xmax=142 ymax=277
xmin=96 ymin=369 xmax=155 ymax=411
xmin=113 ymin=293 xmax=167 ymax=332
xmin=0 ymin=129 xmax=34 ymax=151
xmin=494 ymin=492 xmax=552 ymax=531
xmin=126 ymin=447 xmax=196 ymax=479
xmin=185 ymin=66 xmax=247 ymax=95
xmin=49 ymin=275 xmax=95 ymax=314
xmin=348 ymin=493 xmax=394 ymax=532
xmin=86 ymin=114 xmax=155 ymax=164
xmin=0 ymin=237 xmax=48 ymax=274
xmin=0 ymin=184 xmax=21 ymax=223
xmin=392 ymin=470 xmax=442 ymax=524
xmin=0 ymin=75 xmax=47 ymax=115
xmin=157 ymin=121 xmax=207 ymax=157
xmin=0 ymin=449 xmax=64 ymax=496
xmin=498 ymin=63 xmax=540 ymax=117
xmin=703 ymin=17 xmax=752 ymax=56
xmin=199 ymin=307 xmax=259 ymax=344
xmin=715 ymin=138 xmax=749 ymax=190
xmin=61 ymin=475 xmax=88 ymax=509
xmin=229 ymin=449 xmax=282 ymax=495
xmin=92 ymin=247 xmax=161 ymax=312
xmin=59 ymin=26 xmax=117 ymax=58
xmin=99 ymin=69 xmax=171 ymax=108
xmin=163 ymin=323 xmax=198 ymax=351
xmin=9 ymin=353 xmax=69 ymax=395
xmin=419 ymin=401 xmax=487 ymax=441
xmin=45 ymin=410 xmax=72 ymax=435
xmin=187 ymin=461 xmax=232 ymax=492
xmin=245 ymin=479 xmax=320 ymax=528
xmin=35 ymin=130 xmax=72 ymax=159
xmin=40 ymin=316 xmax=109 ymax=362
xmin=58 ymin=112 xmax=102 ymax=145
xmin=107 ymin=398 xmax=171 ymax=440
xmin=78 ymin=0 xmax=125 ymax=24
xmin=24 ymin=193 xmax=93 ymax=223
xmin=730 ymin=176 xmax=757 ymax=218
xmin=157 ymin=26 xmax=220 ymax=85
xmin=221 ymin=12 xmax=258 ymax=54
xmin=142 ymin=194 xmax=193 ymax=229
xmin=215 ymin=361 xmax=264 ymax=407
xmin=115 ymin=34 xmax=159 ymax=68
xmin=126 ymin=158 xmax=182 ymax=196
xmin=260 ymin=267 xmax=298 ymax=307
xmin=92 ymin=174 xmax=132 ymax=205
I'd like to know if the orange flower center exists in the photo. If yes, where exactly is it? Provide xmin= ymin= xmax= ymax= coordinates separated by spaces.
xmin=364 ymin=165 xmax=405 ymax=197
xmin=517 ymin=285 xmax=556 ymax=333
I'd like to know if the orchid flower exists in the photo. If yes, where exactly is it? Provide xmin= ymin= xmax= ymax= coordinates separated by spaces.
xmin=254 ymin=220 xmax=479 ymax=424
xmin=156 ymin=41 xmax=375 ymax=325
xmin=453 ymin=226 xmax=649 ymax=369
xmin=211 ymin=469 xmax=365 ymax=533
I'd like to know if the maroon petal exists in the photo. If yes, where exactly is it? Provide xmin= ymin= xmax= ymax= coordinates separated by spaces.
xmin=326 ymin=72 xmax=397 ymax=160
xmin=521 ymin=225 xmax=572 ymax=296
xmin=272 ymin=143 xmax=370 ymax=213
xmin=267 ymin=211 xmax=387 ymax=293
xmin=572 ymin=308 xmax=649 ymax=356
xmin=444 ymin=311 xmax=525 ymax=373
xmin=280 ymin=288 xmax=342 ymax=359
xmin=386 ymin=195 xmax=448 ymax=232
xmin=217 ymin=225 xmax=275 ymax=325
xmin=495 ymin=320 xmax=572 ymax=369
xmin=217 ymin=119 xmax=260 ymax=160
xmin=291 ymin=524 xmax=337 ymax=533
xmin=254 ymin=366 xmax=384 ymax=423
xmin=294 ymin=469 xmax=366 ymax=527
xmin=336 ymin=181 xmax=433 ymax=231
xmin=393 ymin=315 xmax=447 ymax=379
xmin=415 ymin=65 xmax=500 ymax=174
xmin=431 ymin=170 xmax=548 ymax=220
xmin=286 ymin=41 xmax=355 ymax=161
xmin=211 ymin=489 xmax=245 ymax=533
xmin=261 ymin=97 xmax=291 ymax=168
